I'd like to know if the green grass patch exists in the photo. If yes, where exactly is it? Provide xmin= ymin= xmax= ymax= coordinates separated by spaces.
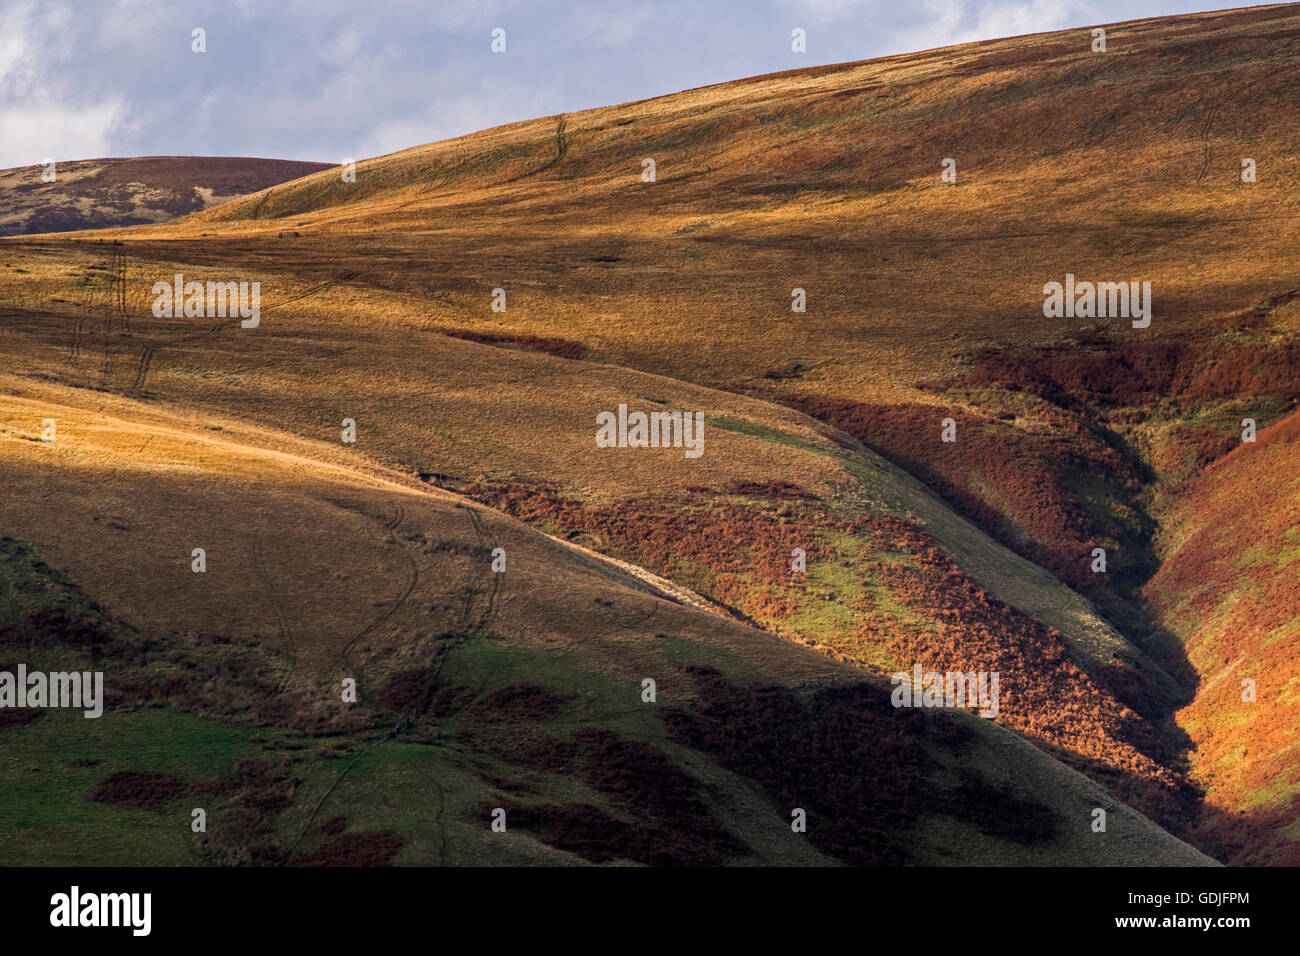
xmin=672 ymin=218 xmax=714 ymax=236
xmin=0 ymin=707 xmax=261 ymax=865
xmin=706 ymin=415 xmax=830 ymax=456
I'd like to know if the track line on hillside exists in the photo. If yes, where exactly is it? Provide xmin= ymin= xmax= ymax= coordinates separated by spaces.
xmin=130 ymin=321 xmax=226 ymax=392
xmin=3 ymin=386 xmax=729 ymax=630
xmin=69 ymin=314 xmax=89 ymax=359
xmin=283 ymin=628 xmax=460 ymax=866
xmin=1196 ymin=101 xmax=1223 ymax=183
xmin=554 ymin=114 xmax=568 ymax=161
xmin=336 ymin=549 xmax=420 ymax=663
xmin=253 ymin=536 xmax=300 ymax=694
xmin=283 ymin=502 xmax=438 ymax=866
xmin=280 ymin=735 xmax=385 ymax=865
xmin=462 ymin=506 xmax=503 ymax=631
xmin=433 ymin=781 xmax=448 ymax=865
xmin=289 ymin=504 xmax=470 ymax=866
xmin=128 ymin=278 xmax=340 ymax=393
xmin=1195 ymin=64 xmax=1291 ymax=184
xmin=499 ymin=114 xmax=569 ymax=185
xmin=332 ymin=495 xmax=429 ymax=670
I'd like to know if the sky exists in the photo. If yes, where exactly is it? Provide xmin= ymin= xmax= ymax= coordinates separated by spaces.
xmin=0 ymin=0 xmax=1265 ymax=168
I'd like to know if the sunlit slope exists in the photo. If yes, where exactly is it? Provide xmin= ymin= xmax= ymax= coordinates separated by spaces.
xmin=66 ymin=4 xmax=1297 ymax=656
xmin=119 ymin=5 xmax=1300 ymax=395
xmin=1142 ymin=410 xmax=1300 ymax=865
xmin=0 ymin=247 xmax=1163 ymax=680
xmin=0 ymin=211 xmax=1207 ymax=836
xmin=0 ymin=375 xmax=758 ymax=664
xmin=0 ymin=380 xmax=1214 ymax=865
xmin=0 ymin=264 xmax=1191 ymax=816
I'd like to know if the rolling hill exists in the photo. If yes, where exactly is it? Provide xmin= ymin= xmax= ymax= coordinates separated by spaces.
xmin=0 ymin=378 xmax=1213 ymax=865
xmin=2 ymin=3 xmax=1297 ymax=865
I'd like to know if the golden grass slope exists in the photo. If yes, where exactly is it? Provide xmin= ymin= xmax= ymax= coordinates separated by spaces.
xmin=0 ymin=237 xmax=1160 ymax=669
xmin=1143 ymin=409 xmax=1300 ymax=864
xmin=112 ymin=6 xmax=1300 ymax=402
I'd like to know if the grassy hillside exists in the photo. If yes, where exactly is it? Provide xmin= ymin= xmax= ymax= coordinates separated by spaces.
xmin=2 ymin=4 xmax=1297 ymax=864
xmin=0 ymin=382 xmax=1212 ymax=866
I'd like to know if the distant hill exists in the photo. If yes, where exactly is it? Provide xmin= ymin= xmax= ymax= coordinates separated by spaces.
xmin=0 ymin=156 xmax=330 ymax=236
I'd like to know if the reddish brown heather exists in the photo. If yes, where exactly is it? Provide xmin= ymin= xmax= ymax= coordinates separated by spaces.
xmin=783 ymin=394 xmax=1131 ymax=595
xmin=0 ymin=707 xmax=42 ymax=728
xmin=465 ymin=683 xmax=571 ymax=722
xmin=488 ymin=802 xmax=649 ymax=865
xmin=90 ymin=770 xmax=188 ymax=810
xmin=572 ymin=728 xmax=747 ymax=860
xmin=465 ymin=479 xmax=835 ymax=621
xmin=295 ymin=831 xmax=405 ymax=867
xmin=463 ymin=479 xmax=1195 ymax=828
xmin=315 ymin=815 xmax=347 ymax=836
xmin=942 ymin=331 xmax=1300 ymax=475
xmin=1167 ymin=426 xmax=1243 ymax=471
xmin=853 ymin=515 xmax=1198 ymax=828
xmin=479 ymin=728 xmax=747 ymax=866
xmin=955 ymin=335 xmax=1300 ymax=411
xmin=662 ymin=667 xmax=929 ymax=864
xmin=18 ymin=607 xmax=118 ymax=653
xmin=378 ymin=666 xmax=438 ymax=716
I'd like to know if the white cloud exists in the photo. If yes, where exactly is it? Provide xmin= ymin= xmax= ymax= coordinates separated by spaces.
xmin=784 ymin=0 xmax=878 ymax=20
xmin=0 ymin=0 xmax=128 ymax=166
xmin=583 ymin=8 xmax=654 ymax=47
xmin=0 ymin=100 xmax=127 ymax=167
xmin=356 ymin=82 xmax=562 ymax=159
xmin=890 ymin=0 xmax=1078 ymax=52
